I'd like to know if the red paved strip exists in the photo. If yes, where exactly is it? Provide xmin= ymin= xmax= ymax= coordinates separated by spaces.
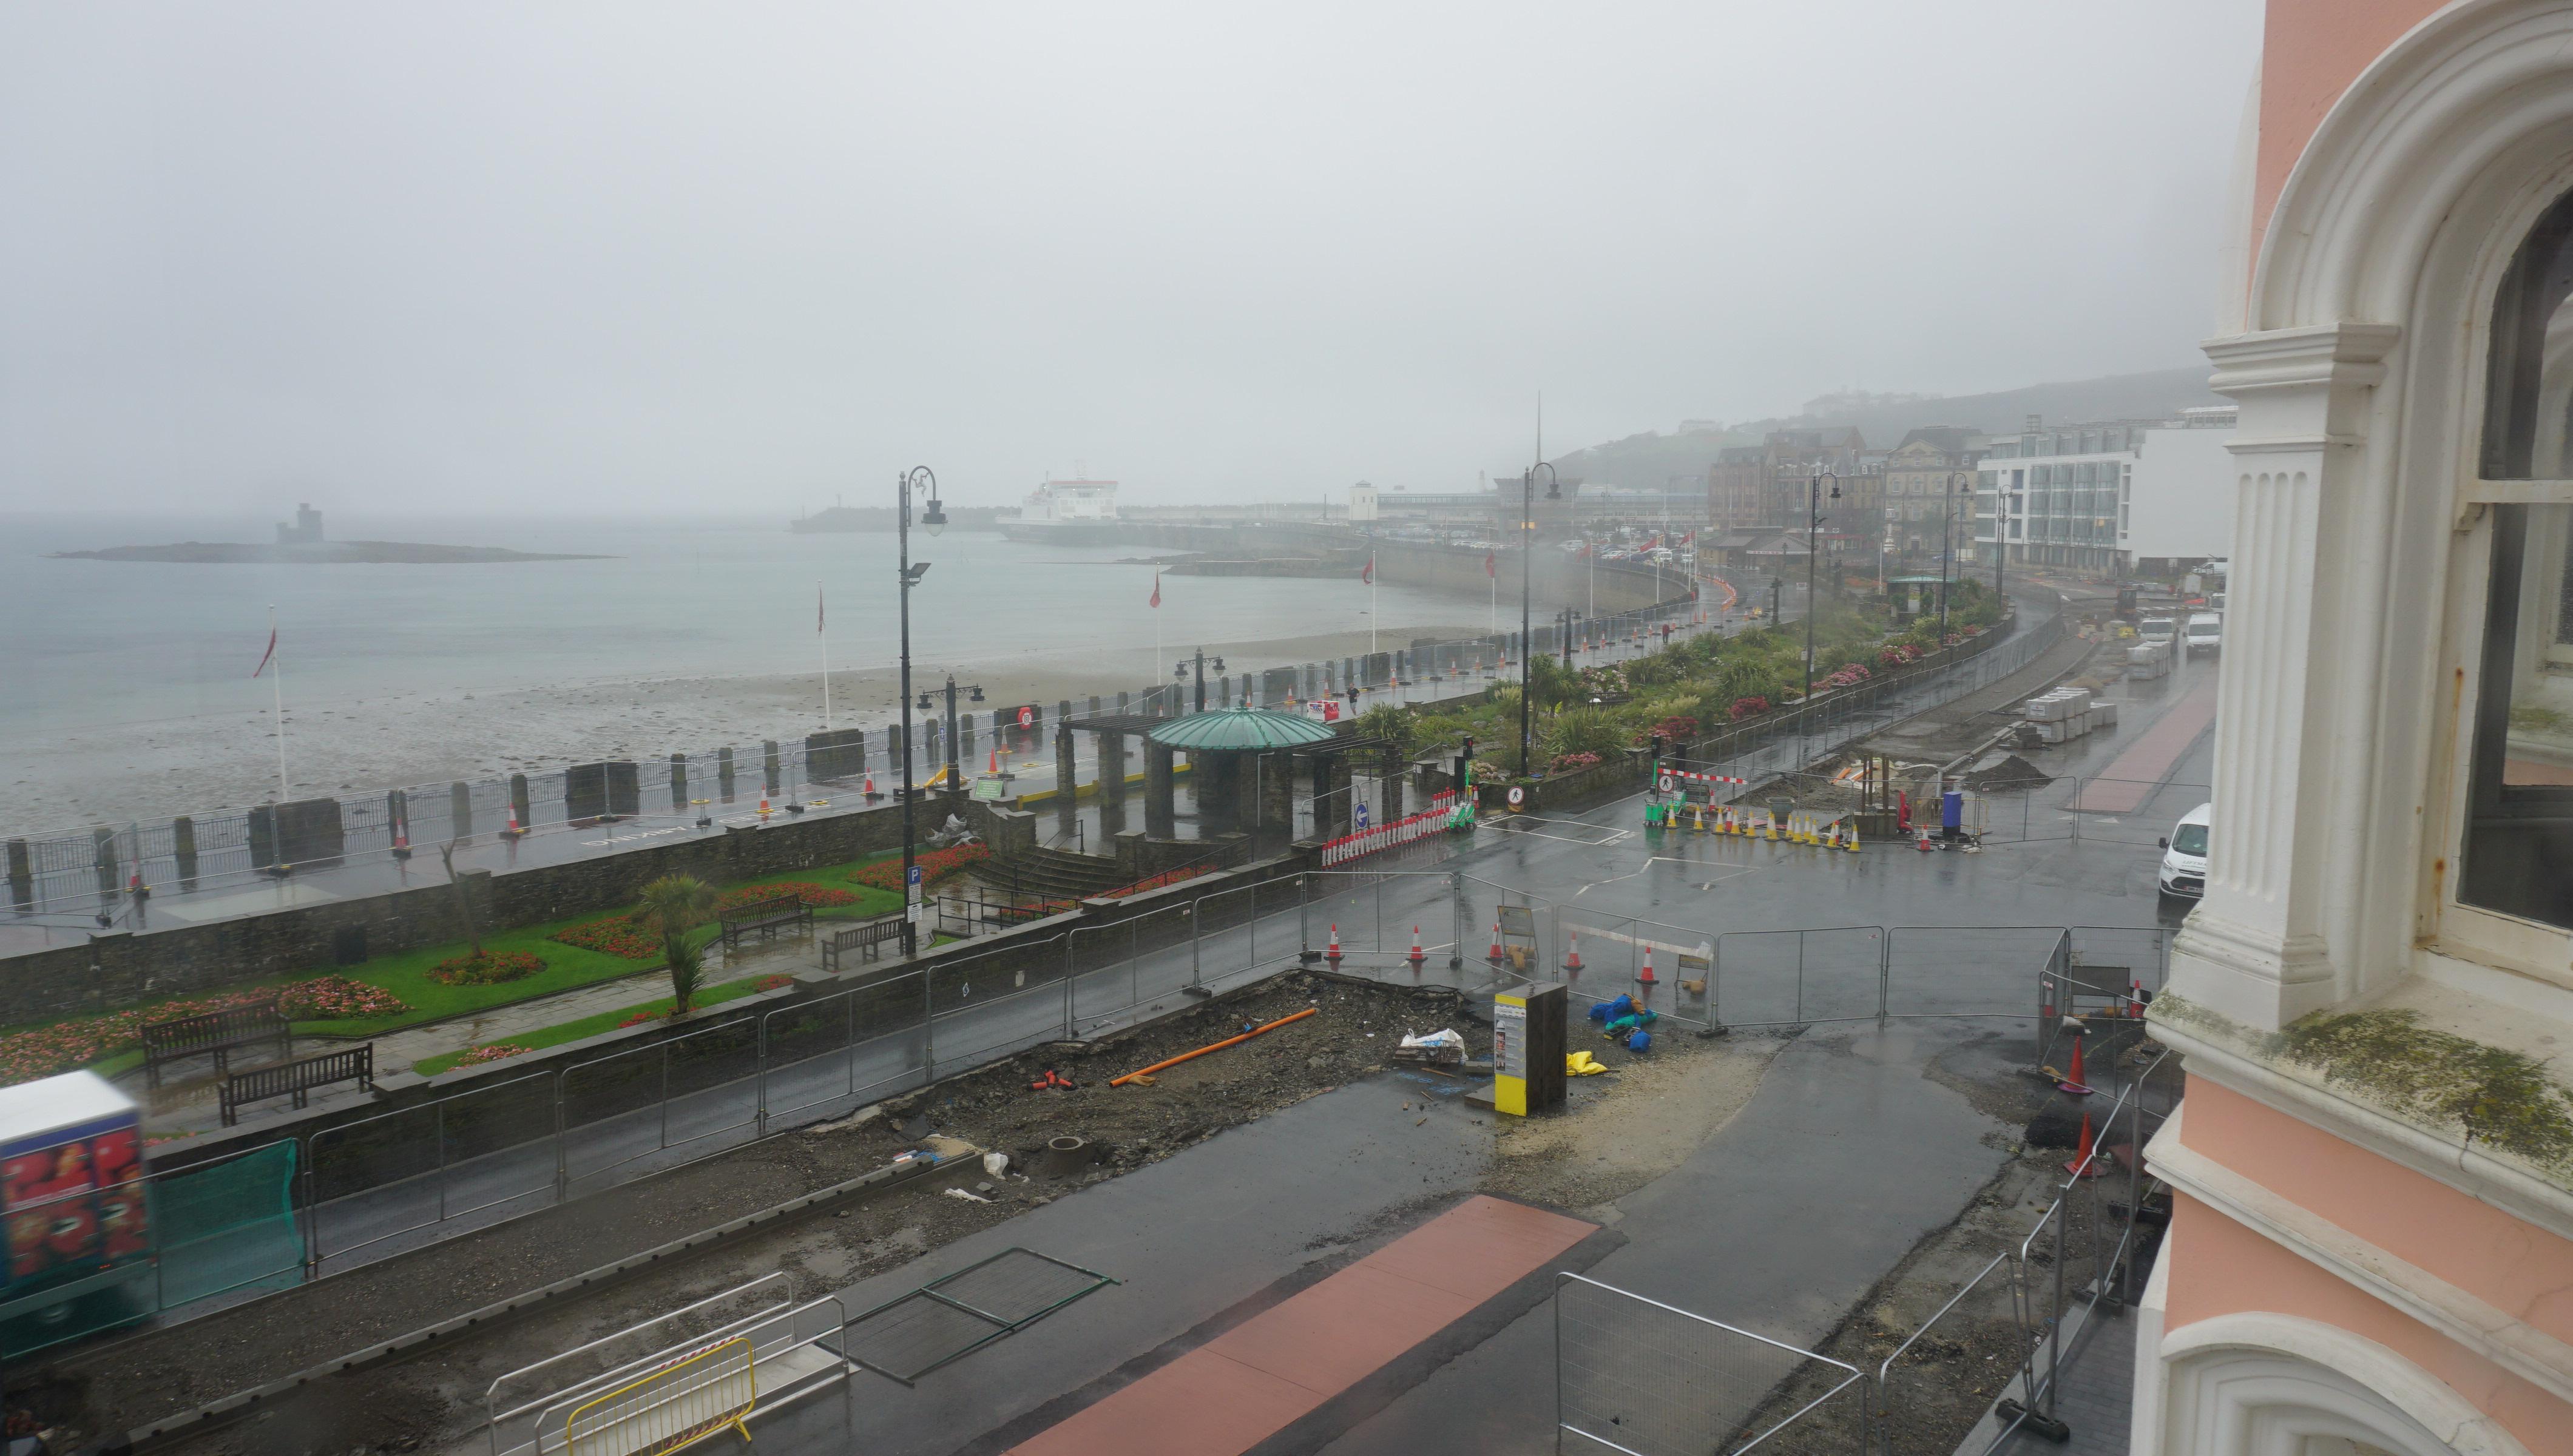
xmin=1006 ymin=1195 xmax=1595 ymax=1456
xmin=2072 ymin=676 xmax=2219 ymax=814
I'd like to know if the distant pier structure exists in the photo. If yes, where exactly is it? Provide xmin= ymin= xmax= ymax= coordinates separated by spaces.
xmin=276 ymin=503 xmax=323 ymax=545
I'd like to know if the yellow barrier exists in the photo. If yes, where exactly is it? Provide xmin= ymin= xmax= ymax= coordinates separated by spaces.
xmin=567 ymin=1335 xmax=757 ymax=1456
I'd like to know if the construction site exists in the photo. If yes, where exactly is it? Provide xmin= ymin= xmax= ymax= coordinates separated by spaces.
xmin=7 ymin=586 xmax=2214 ymax=1456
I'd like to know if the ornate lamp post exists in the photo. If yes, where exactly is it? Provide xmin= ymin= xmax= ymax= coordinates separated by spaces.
xmin=897 ymin=466 xmax=944 ymax=954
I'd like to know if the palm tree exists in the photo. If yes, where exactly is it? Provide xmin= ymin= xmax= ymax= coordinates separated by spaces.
xmin=636 ymin=874 xmax=718 ymax=1013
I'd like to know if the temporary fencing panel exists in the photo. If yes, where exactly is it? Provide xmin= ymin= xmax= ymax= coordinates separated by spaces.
xmin=1711 ymin=926 xmax=1886 ymax=1028
xmin=1554 ymin=1272 xmax=1865 ymax=1456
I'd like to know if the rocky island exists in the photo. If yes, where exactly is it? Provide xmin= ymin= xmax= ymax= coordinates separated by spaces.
xmin=50 ymin=540 xmax=613 ymax=564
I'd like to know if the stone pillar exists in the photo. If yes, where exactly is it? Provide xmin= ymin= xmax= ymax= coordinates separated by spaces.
xmin=762 ymin=741 xmax=782 ymax=797
xmin=451 ymin=781 xmax=474 ymax=838
xmin=1144 ymin=739 xmax=1177 ymax=839
xmin=716 ymin=749 xmax=735 ymax=803
xmin=2169 ymin=323 xmax=2402 ymax=1031
xmin=961 ymin=715 xmax=977 ymax=774
xmin=1087 ymin=695 xmax=1100 ymax=718
xmin=1055 ymin=723 xmax=1077 ymax=838
xmin=172 ymin=817 xmax=198 ymax=890
xmin=1115 ymin=690 xmax=1129 ymax=715
xmin=7 ymin=838 xmax=33 ymax=913
xmin=1382 ymin=770 xmax=1406 ymax=824
xmin=1099 ymin=730 xmax=1128 ymax=834
xmin=510 ymin=773 xmax=533 ymax=831
xmin=1259 ymin=750 xmax=1293 ymax=827
xmin=669 ymin=753 xmax=688 ymax=812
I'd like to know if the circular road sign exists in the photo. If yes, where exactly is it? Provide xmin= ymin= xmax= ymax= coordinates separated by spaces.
xmin=1506 ymin=786 xmax=1527 ymax=807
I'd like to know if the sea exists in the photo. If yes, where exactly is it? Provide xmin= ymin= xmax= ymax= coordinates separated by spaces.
xmin=0 ymin=513 xmax=1479 ymax=750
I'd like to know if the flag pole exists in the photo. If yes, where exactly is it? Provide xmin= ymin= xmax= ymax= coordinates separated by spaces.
xmin=819 ymin=581 xmax=831 ymax=730
xmin=1369 ymin=551 xmax=1378 ymax=663
xmin=268 ymin=604 xmax=289 ymax=804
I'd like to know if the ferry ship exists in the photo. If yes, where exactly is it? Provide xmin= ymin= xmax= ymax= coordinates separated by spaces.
xmin=995 ymin=477 xmax=1123 ymax=544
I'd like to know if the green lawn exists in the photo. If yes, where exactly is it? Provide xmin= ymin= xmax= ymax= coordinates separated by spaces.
xmin=0 ymin=851 xmax=925 ymax=1087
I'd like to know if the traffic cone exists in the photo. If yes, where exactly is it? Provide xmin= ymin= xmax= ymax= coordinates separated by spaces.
xmin=989 ymin=749 xmax=999 ymax=774
xmin=759 ymin=795 xmax=773 ymax=819
xmin=1767 ymin=814 xmax=1780 ymax=841
xmin=1846 ymin=822 xmax=1861 ymax=853
xmin=1637 ymin=946 xmax=1657 ymax=994
xmin=864 ymin=774 xmax=881 ymax=800
xmin=1488 ymin=922 xmax=1505 ymax=963
xmin=2058 ymin=1036 xmax=2095 ymax=1096
xmin=393 ymin=823 xmax=411 ymax=859
xmin=1916 ymin=827 xmax=1932 ymax=852
xmin=1563 ymin=936 xmax=1584 ymax=972
xmin=1691 ymin=804 xmax=1706 ymax=834
xmin=1326 ymin=925 xmax=1344 ymax=965
xmin=504 ymin=804 xmax=525 ymax=837
xmin=2065 ymin=1112 xmax=2111 ymax=1178
xmin=1407 ymin=926 xmax=1427 ymax=966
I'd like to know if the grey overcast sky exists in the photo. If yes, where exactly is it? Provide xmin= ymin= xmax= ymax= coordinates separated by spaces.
xmin=0 ymin=2 xmax=2260 ymax=515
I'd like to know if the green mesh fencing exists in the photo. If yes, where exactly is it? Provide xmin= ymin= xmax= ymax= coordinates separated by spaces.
xmin=153 ymin=1139 xmax=305 ymax=1307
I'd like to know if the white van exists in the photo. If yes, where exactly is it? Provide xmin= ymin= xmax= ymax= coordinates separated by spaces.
xmin=2183 ymin=613 xmax=2223 ymax=658
xmin=2159 ymin=803 xmax=2210 ymax=899
xmin=2139 ymin=616 xmax=2178 ymax=644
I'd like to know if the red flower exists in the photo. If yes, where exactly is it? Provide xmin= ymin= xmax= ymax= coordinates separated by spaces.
xmin=850 ymin=844 xmax=990 ymax=891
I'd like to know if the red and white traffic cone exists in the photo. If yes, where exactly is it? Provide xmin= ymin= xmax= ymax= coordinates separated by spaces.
xmin=2057 ymin=1036 xmax=2094 ymax=1096
xmin=1637 ymin=946 xmax=1657 ymax=995
xmin=1325 ymin=925 xmax=1344 ymax=965
xmin=1487 ymin=922 xmax=1505 ymax=963
xmin=989 ymin=749 xmax=1000 ymax=774
xmin=1407 ymin=926 xmax=1427 ymax=967
xmin=864 ymin=774 xmax=881 ymax=800
xmin=2065 ymin=1113 xmax=2111 ymax=1178
xmin=504 ymin=804 xmax=525 ymax=838
xmin=1563 ymin=936 xmax=1583 ymax=972
xmin=392 ymin=824 xmax=411 ymax=859
xmin=1915 ymin=827 xmax=1932 ymax=852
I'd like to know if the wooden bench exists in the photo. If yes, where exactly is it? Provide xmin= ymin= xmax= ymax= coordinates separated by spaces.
xmin=142 ymin=1000 xmax=293 ymax=1089
xmin=820 ymin=916 xmax=904 ymax=972
xmin=220 ymin=1043 xmax=373 ymax=1126
xmin=718 ymin=894 xmax=813 ymax=951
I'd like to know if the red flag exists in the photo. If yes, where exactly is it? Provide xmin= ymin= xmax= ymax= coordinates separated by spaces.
xmin=1484 ymin=550 xmax=1496 ymax=578
xmin=1361 ymin=553 xmax=1374 ymax=586
xmin=1149 ymin=571 xmax=1161 ymax=608
xmin=251 ymin=626 xmax=277 ymax=678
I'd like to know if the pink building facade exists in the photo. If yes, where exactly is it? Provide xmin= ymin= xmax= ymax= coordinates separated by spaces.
xmin=2142 ymin=2 xmax=2573 ymax=1452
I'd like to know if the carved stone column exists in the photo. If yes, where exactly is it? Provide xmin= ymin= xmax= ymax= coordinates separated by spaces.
xmin=2172 ymin=322 xmax=2400 ymax=1031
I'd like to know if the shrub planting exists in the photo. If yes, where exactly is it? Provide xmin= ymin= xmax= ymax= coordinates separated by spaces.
xmin=426 ymin=949 xmax=547 ymax=986
xmin=851 ymin=843 xmax=989 ymax=891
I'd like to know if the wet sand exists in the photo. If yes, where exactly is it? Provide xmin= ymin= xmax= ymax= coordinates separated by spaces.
xmin=2 ymin=622 xmax=1490 ymax=831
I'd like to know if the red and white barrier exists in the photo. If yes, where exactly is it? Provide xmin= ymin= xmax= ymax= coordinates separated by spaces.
xmin=1318 ymin=790 xmax=1457 ymax=867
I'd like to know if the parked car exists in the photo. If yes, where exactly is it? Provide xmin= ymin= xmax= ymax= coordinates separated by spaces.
xmin=2159 ymin=803 xmax=2211 ymax=900
xmin=2184 ymin=612 xmax=2223 ymax=657
xmin=2138 ymin=616 xmax=2178 ymax=643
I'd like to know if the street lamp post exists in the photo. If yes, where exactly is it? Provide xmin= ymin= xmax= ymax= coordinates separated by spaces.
xmin=896 ymin=466 xmax=944 ymax=956
xmin=1802 ymin=468 xmax=1839 ymax=703
xmin=1172 ymin=649 xmax=1226 ymax=713
xmin=1521 ymin=461 xmax=1560 ymax=778
xmin=1938 ymin=469 xmax=1958 ymax=636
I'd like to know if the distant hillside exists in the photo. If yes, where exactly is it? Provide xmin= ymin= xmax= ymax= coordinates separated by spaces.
xmin=1534 ymin=365 xmax=2222 ymax=489
xmin=1725 ymin=366 xmax=2222 ymax=450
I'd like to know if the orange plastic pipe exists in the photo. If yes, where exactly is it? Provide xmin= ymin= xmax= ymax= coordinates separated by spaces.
xmin=1111 ymin=1007 xmax=1318 ymax=1087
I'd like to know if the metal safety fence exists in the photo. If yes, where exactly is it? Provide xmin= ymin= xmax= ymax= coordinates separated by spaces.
xmin=1553 ymin=1049 xmax=2180 ymax=1455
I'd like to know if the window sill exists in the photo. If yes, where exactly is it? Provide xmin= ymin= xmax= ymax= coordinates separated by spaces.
xmin=2151 ymin=975 xmax=2573 ymax=1240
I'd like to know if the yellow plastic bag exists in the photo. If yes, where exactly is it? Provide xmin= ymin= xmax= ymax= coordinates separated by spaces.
xmin=1566 ymin=1050 xmax=1608 ymax=1076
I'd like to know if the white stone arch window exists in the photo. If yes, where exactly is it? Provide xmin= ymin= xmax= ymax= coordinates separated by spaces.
xmin=2453 ymin=184 xmax=2573 ymax=935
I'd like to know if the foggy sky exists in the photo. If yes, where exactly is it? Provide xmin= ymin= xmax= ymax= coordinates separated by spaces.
xmin=0 ymin=2 xmax=2260 ymax=516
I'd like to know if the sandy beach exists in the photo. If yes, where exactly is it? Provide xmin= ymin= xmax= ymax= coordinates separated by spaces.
xmin=1 ymin=622 xmax=1490 ymax=832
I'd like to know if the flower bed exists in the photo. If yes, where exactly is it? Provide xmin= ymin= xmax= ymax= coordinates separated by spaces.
xmin=272 ymin=977 xmax=408 ymax=1020
xmin=1100 ymin=864 xmax=1211 ymax=900
xmin=453 ymin=1043 xmax=533 ymax=1068
xmin=851 ymin=843 xmax=990 ymax=891
xmin=550 ymin=915 xmax=660 ymax=960
xmin=1550 ymin=751 xmax=1604 ymax=773
xmin=426 ymin=949 xmax=547 ymax=986
xmin=0 ymin=976 xmax=415 ymax=1086
xmin=1728 ymin=695 xmax=1771 ymax=721
xmin=714 ymin=881 xmax=858 ymax=912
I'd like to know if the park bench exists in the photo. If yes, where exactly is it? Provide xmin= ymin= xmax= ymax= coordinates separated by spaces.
xmin=820 ymin=915 xmax=904 ymax=972
xmin=220 ymin=1043 xmax=373 ymax=1126
xmin=719 ymin=894 xmax=813 ymax=951
xmin=142 ymin=1000 xmax=293 ymax=1089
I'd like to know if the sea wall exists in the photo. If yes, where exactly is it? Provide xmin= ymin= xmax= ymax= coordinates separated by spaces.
xmin=1120 ymin=523 xmax=1688 ymax=617
xmin=1 ymin=795 xmax=1035 ymax=1025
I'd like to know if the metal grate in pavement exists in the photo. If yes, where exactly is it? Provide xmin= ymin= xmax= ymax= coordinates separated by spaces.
xmin=840 ymin=1247 xmax=1116 ymax=1385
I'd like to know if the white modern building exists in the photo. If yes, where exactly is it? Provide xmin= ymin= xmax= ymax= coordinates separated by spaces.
xmin=1975 ymin=407 xmax=2237 ymax=577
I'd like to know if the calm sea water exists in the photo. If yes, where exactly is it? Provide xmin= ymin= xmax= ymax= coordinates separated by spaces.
xmin=0 ymin=513 xmax=1474 ymax=744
